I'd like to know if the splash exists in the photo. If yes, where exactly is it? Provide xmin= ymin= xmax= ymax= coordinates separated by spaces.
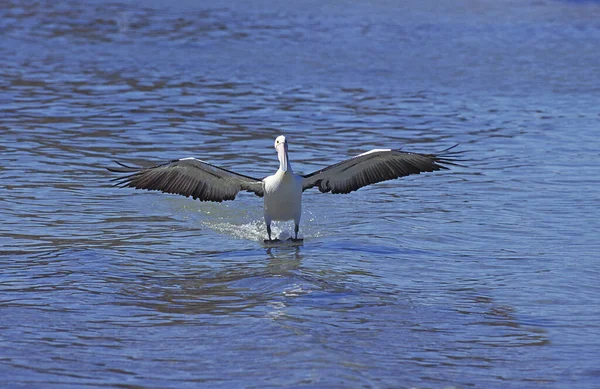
xmin=203 ymin=219 xmax=309 ymax=241
xmin=178 ymin=200 xmax=327 ymax=242
xmin=202 ymin=214 xmax=326 ymax=242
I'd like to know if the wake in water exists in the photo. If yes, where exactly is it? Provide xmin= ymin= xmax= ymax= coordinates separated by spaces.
xmin=201 ymin=213 xmax=329 ymax=242
xmin=175 ymin=199 xmax=325 ymax=242
xmin=203 ymin=219 xmax=293 ymax=242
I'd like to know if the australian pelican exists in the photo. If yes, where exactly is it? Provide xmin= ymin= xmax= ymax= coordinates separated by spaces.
xmin=108 ymin=136 xmax=461 ymax=242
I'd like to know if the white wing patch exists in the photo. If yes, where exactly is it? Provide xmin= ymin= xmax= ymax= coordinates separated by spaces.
xmin=357 ymin=148 xmax=392 ymax=157
xmin=179 ymin=157 xmax=209 ymax=163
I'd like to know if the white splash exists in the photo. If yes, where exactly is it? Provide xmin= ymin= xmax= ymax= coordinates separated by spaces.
xmin=177 ymin=199 xmax=326 ymax=242
xmin=202 ymin=218 xmax=318 ymax=241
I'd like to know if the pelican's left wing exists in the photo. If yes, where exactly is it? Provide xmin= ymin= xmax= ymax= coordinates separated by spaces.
xmin=107 ymin=157 xmax=264 ymax=202
xmin=302 ymin=146 xmax=462 ymax=194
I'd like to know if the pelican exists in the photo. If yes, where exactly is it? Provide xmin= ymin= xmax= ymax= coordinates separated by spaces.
xmin=107 ymin=136 xmax=461 ymax=242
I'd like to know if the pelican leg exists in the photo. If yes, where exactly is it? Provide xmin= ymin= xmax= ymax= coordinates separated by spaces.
xmin=294 ymin=224 xmax=299 ymax=240
xmin=266 ymin=224 xmax=272 ymax=241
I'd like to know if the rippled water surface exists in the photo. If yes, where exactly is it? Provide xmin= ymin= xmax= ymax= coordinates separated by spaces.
xmin=2 ymin=0 xmax=600 ymax=388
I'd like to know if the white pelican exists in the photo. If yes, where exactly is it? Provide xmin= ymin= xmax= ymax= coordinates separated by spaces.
xmin=108 ymin=136 xmax=461 ymax=242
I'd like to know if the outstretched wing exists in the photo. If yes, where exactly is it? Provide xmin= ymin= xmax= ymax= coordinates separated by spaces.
xmin=107 ymin=157 xmax=264 ymax=202
xmin=302 ymin=145 xmax=462 ymax=194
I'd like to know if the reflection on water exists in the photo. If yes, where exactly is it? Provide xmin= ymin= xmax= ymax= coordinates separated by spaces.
xmin=132 ymin=249 xmax=306 ymax=316
xmin=1 ymin=0 xmax=600 ymax=388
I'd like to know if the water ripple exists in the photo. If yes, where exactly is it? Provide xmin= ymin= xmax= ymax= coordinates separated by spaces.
xmin=2 ymin=0 xmax=600 ymax=387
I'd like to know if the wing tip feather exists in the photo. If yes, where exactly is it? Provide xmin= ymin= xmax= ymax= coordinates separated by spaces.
xmin=106 ymin=158 xmax=264 ymax=201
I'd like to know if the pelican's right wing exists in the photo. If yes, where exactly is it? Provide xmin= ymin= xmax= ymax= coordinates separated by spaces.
xmin=302 ymin=146 xmax=462 ymax=194
xmin=107 ymin=157 xmax=264 ymax=202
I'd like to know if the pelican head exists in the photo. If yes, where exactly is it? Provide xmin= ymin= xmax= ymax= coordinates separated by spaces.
xmin=274 ymin=135 xmax=289 ymax=172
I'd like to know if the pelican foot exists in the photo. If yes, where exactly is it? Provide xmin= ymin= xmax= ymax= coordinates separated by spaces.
xmin=262 ymin=238 xmax=303 ymax=247
xmin=264 ymin=239 xmax=281 ymax=244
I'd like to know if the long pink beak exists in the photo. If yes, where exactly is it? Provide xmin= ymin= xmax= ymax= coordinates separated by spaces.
xmin=277 ymin=142 xmax=288 ymax=172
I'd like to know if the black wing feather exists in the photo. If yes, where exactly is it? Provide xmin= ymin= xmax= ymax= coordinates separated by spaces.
xmin=107 ymin=158 xmax=264 ymax=202
xmin=302 ymin=145 xmax=463 ymax=194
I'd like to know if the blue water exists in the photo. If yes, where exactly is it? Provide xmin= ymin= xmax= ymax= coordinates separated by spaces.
xmin=1 ymin=0 xmax=599 ymax=388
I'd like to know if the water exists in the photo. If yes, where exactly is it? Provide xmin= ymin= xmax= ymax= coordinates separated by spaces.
xmin=1 ymin=0 xmax=600 ymax=387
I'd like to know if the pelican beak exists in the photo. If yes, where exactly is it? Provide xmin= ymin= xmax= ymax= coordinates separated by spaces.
xmin=277 ymin=142 xmax=288 ymax=172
